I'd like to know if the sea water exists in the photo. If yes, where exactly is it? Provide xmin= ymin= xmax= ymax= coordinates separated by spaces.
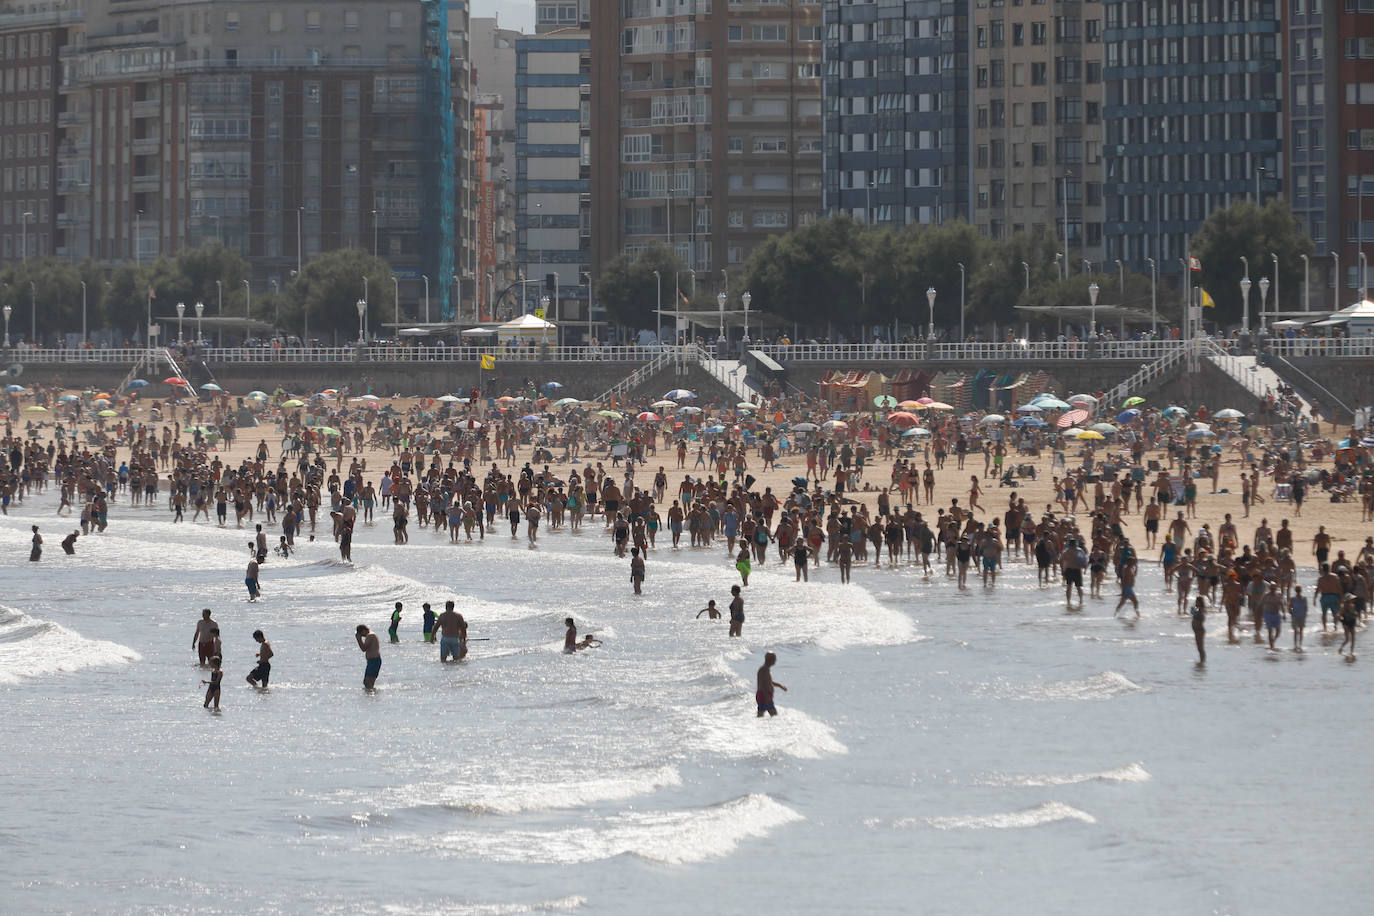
xmin=1 ymin=497 xmax=1370 ymax=914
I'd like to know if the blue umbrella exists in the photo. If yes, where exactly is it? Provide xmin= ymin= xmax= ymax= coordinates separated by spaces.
xmin=519 ymin=414 xmax=540 ymax=422
xmin=1013 ymin=417 xmax=1047 ymax=427
xmin=1186 ymin=428 xmax=1215 ymax=440
xmin=4 ymin=384 xmax=25 ymax=393
xmin=543 ymin=381 xmax=563 ymax=390
xmin=1115 ymin=408 xmax=1140 ymax=423
xmin=703 ymin=424 xmax=726 ymax=434
xmin=127 ymin=379 xmax=149 ymax=388
xmin=665 ymin=389 xmax=697 ymax=400
xmin=1015 ymin=404 xmax=1044 ymax=413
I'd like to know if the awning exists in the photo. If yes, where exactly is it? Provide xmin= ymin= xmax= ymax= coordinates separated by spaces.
xmin=996 ymin=372 xmax=1030 ymax=390
xmin=1311 ymin=317 xmax=1351 ymax=327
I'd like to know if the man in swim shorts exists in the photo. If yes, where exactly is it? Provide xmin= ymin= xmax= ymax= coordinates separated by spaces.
xmin=436 ymin=600 xmax=467 ymax=662
xmin=246 ymin=629 xmax=273 ymax=687
xmin=356 ymin=624 xmax=381 ymax=689
xmin=756 ymin=651 xmax=787 ymax=717
xmin=192 ymin=608 xmax=219 ymax=665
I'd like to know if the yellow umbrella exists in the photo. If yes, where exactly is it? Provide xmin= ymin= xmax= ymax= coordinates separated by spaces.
xmin=24 ymin=405 xmax=47 ymax=412
xmin=1076 ymin=429 xmax=1105 ymax=440
xmin=924 ymin=401 xmax=954 ymax=410
xmin=97 ymin=409 xmax=117 ymax=417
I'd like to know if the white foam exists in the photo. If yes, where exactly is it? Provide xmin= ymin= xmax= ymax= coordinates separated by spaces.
xmin=678 ymin=698 xmax=848 ymax=760
xmin=381 ymin=793 xmax=803 ymax=865
xmin=0 ymin=606 xmax=141 ymax=685
xmin=973 ymin=762 xmax=1152 ymax=788
xmin=894 ymin=802 xmax=1097 ymax=831
xmin=376 ymin=896 xmax=587 ymax=916
xmin=980 ymin=670 xmax=1147 ymax=701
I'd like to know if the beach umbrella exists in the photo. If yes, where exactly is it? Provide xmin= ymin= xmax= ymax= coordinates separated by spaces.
xmin=886 ymin=411 xmax=920 ymax=426
xmin=1090 ymin=422 xmax=1118 ymax=434
xmin=1186 ymin=428 xmax=1215 ymax=440
xmin=496 ymin=395 xmax=521 ymax=403
xmin=902 ymin=427 xmax=932 ymax=437
xmin=678 ymin=406 xmax=703 ymax=415
xmin=1076 ymin=429 xmax=1105 ymax=440
xmin=321 ymin=388 xmax=338 ymax=395
xmin=200 ymin=382 xmax=223 ymax=392
xmin=553 ymin=397 xmax=581 ymax=407
xmin=924 ymin=401 xmax=954 ymax=411
xmin=163 ymin=376 xmax=188 ymax=386
xmin=4 ymin=384 xmax=25 ymax=393
xmin=1122 ymin=396 xmax=1146 ymax=407
xmin=980 ymin=413 xmax=1007 ymax=424
xmin=1056 ymin=409 xmax=1089 ymax=428
xmin=434 ymin=394 xmax=460 ymax=403
xmin=59 ymin=394 xmax=80 ymax=402
xmin=916 ymin=397 xmax=936 ymax=405
xmin=873 ymin=394 xmax=898 ymax=408
xmin=247 ymin=391 xmax=269 ymax=400
xmin=1188 ymin=421 xmax=1212 ymax=431
xmin=1161 ymin=406 xmax=1188 ymax=418
xmin=281 ymin=399 xmax=305 ymax=408
xmin=1012 ymin=417 xmax=1047 ymax=428
xmin=792 ymin=422 xmax=819 ymax=432
xmin=596 ymin=409 xmax=624 ymax=420
xmin=184 ymin=425 xmax=214 ymax=434
xmin=312 ymin=426 xmax=341 ymax=437
xmin=704 ymin=424 xmax=726 ymax=434
xmin=24 ymin=405 xmax=47 ymax=412
xmin=127 ymin=379 xmax=149 ymax=388
xmin=1033 ymin=396 xmax=1071 ymax=410
xmin=897 ymin=399 xmax=924 ymax=409
xmin=543 ymin=381 xmax=564 ymax=390
xmin=1067 ymin=393 xmax=1097 ymax=404
xmin=97 ymin=409 xmax=117 ymax=417
xmin=637 ymin=411 xmax=661 ymax=421
xmin=737 ymin=401 xmax=756 ymax=410
xmin=651 ymin=399 xmax=678 ymax=409
xmin=519 ymin=414 xmax=541 ymax=422
xmin=1213 ymin=408 xmax=1245 ymax=420
xmin=822 ymin=419 xmax=848 ymax=431
xmin=1362 ymin=436 xmax=1374 ymax=448
xmin=1015 ymin=404 xmax=1044 ymax=413
xmin=665 ymin=389 xmax=696 ymax=400
xmin=92 ymin=398 xmax=110 ymax=407
xmin=1116 ymin=408 xmax=1141 ymax=423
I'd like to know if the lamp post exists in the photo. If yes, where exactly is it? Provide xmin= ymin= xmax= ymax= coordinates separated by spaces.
xmin=1145 ymin=258 xmax=1157 ymax=335
xmin=356 ymin=298 xmax=367 ymax=345
xmin=422 ymin=274 xmax=430 ymax=323
xmin=957 ymin=261 xmax=966 ymax=341
xmin=1062 ymin=171 xmax=1072 ymax=272
xmin=741 ymin=291 xmax=751 ymax=342
xmin=1087 ymin=282 xmax=1099 ymax=340
xmin=176 ymin=301 xmax=185 ymax=344
xmin=652 ymin=269 xmax=662 ymax=344
xmin=716 ymin=290 xmax=726 ymax=340
xmin=195 ymin=301 xmax=204 ymax=346
xmin=1021 ymin=261 xmax=1030 ymax=292
xmin=1239 ymin=276 xmax=1252 ymax=335
xmin=29 ymin=281 xmax=35 ymax=345
xmin=1115 ymin=258 xmax=1124 ymax=304
xmin=295 ymin=206 xmax=304 ymax=279
xmin=1082 ymin=258 xmax=1093 ymax=275
xmin=926 ymin=286 xmax=936 ymax=340
xmin=3 ymin=304 xmax=10 ymax=348
xmin=372 ymin=209 xmax=379 ymax=258
xmin=1255 ymin=165 xmax=1266 ymax=205
xmin=80 ymin=281 xmax=87 ymax=346
xmin=134 ymin=210 xmax=142 ymax=265
xmin=1258 ymin=277 xmax=1270 ymax=332
xmin=391 ymin=276 xmax=399 ymax=330
xmin=1270 ymin=252 xmax=1280 ymax=326
xmin=1054 ymin=252 xmax=1063 ymax=280
xmin=20 ymin=210 xmax=32 ymax=263
xmin=242 ymin=279 xmax=251 ymax=335
xmin=1299 ymin=253 xmax=1310 ymax=312
xmin=269 ymin=279 xmax=279 ymax=328
xmin=1331 ymin=251 xmax=1340 ymax=311
xmin=1361 ymin=252 xmax=1369 ymax=304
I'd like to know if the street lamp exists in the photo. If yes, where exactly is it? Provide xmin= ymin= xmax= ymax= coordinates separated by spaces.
xmin=1115 ymin=259 xmax=1124 ymax=305
xmin=1145 ymin=258 xmax=1157 ymax=335
xmin=296 ymin=206 xmax=304 ymax=278
xmin=176 ymin=301 xmax=185 ymax=344
xmin=1331 ymin=251 xmax=1340 ymax=311
xmin=1270 ymin=252 xmax=1280 ymax=325
xmin=356 ymin=298 xmax=367 ymax=345
xmin=1087 ymin=282 xmax=1099 ymax=339
xmin=1021 ymin=261 xmax=1029 ymax=292
xmin=1255 ymin=165 xmax=1266 ymax=205
xmin=1082 ymin=258 xmax=1093 ymax=275
xmin=391 ymin=276 xmax=399 ymax=330
xmin=1239 ymin=276 xmax=1252 ymax=335
xmin=1299 ymin=253 xmax=1310 ymax=312
xmin=79 ymin=281 xmax=87 ymax=346
xmin=242 ymin=279 xmax=251 ymax=327
xmin=29 ymin=281 xmax=35 ymax=345
xmin=957 ymin=262 xmax=966 ymax=341
xmin=20 ymin=210 xmax=32 ymax=263
xmin=716 ymin=290 xmax=726 ymax=339
xmin=652 ymin=269 xmax=662 ymax=344
xmin=2 ymin=304 xmax=10 ymax=348
xmin=925 ymin=286 xmax=936 ymax=340
xmin=195 ymin=301 xmax=204 ymax=346
xmin=134 ymin=210 xmax=142 ymax=266
xmin=1361 ymin=252 xmax=1369 ymax=304
xmin=372 ymin=209 xmax=379 ymax=258
xmin=422 ymin=274 xmax=430 ymax=323
xmin=1258 ymin=277 xmax=1270 ymax=331
xmin=1054 ymin=252 xmax=1063 ymax=281
xmin=741 ymin=291 xmax=751 ymax=342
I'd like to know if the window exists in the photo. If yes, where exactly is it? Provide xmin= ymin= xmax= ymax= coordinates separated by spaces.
xmin=752 ymin=25 xmax=787 ymax=41
xmin=306 ymin=10 xmax=321 ymax=30
xmin=728 ymin=26 xmax=742 ymax=41
xmin=1032 ymin=102 xmax=1046 ymax=125
xmin=753 ymin=173 xmax=787 ymax=190
xmin=797 ymin=62 xmax=820 ymax=78
xmin=305 ymin=82 xmax=321 ymax=103
xmin=225 ymin=11 xmax=239 ymax=31
xmin=728 ymin=209 xmax=744 ymax=227
xmin=727 ymin=136 xmax=743 ymax=153
xmin=269 ymin=11 xmax=283 ymax=32
xmin=1031 ymin=63 xmax=1047 ymax=85
xmin=753 ymin=136 xmax=787 ymax=153
xmin=1032 ymin=22 xmax=1046 ymax=45
xmin=389 ymin=11 xmax=405 ymax=30
xmin=344 ymin=10 xmax=359 ymax=31
xmin=752 ymin=210 xmax=788 ymax=228
xmin=798 ymin=26 xmax=821 ymax=41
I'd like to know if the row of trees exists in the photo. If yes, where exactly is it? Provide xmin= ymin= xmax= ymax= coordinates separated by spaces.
xmin=0 ymin=245 xmax=398 ymax=343
xmin=596 ymin=200 xmax=1317 ymax=333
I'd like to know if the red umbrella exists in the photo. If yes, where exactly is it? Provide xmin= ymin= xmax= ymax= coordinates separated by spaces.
xmin=886 ymin=411 xmax=920 ymax=427
xmin=1057 ymin=409 xmax=1089 ymax=428
xmin=163 ymin=376 xmax=188 ymax=385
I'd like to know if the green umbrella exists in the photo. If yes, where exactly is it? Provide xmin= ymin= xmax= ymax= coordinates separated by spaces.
xmin=1122 ymin=396 xmax=1146 ymax=407
xmin=312 ymin=426 xmax=341 ymax=437
xmin=281 ymin=399 xmax=305 ymax=408
xmin=97 ymin=409 xmax=117 ymax=417
xmin=874 ymin=395 xmax=898 ymax=408
xmin=596 ymin=410 xmax=624 ymax=420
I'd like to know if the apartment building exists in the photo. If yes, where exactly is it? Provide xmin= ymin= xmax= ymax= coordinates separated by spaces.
xmin=0 ymin=3 xmax=74 ymax=264
xmin=589 ymin=0 xmax=824 ymax=290
xmin=471 ymin=17 xmax=521 ymax=318
xmin=1102 ymin=0 xmax=1282 ymax=278
xmin=821 ymin=0 xmax=970 ymax=228
xmin=970 ymin=0 xmax=1105 ymax=268
xmin=50 ymin=0 xmax=461 ymax=318
xmin=515 ymin=28 xmax=590 ymax=326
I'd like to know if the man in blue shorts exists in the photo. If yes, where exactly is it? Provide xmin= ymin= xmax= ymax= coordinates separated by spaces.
xmin=436 ymin=600 xmax=467 ymax=662
xmin=356 ymin=624 xmax=381 ymax=689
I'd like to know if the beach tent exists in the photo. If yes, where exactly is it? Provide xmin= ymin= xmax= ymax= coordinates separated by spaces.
xmin=1311 ymin=299 xmax=1374 ymax=334
xmin=497 ymin=313 xmax=557 ymax=344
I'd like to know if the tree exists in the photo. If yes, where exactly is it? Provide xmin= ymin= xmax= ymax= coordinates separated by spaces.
xmin=596 ymin=243 xmax=685 ymax=331
xmin=1188 ymin=199 xmax=1315 ymax=326
xmin=0 ymin=258 xmax=84 ymax=342
xmin=175 ymin=244 xmax=250 ymax=317
xmin=739 ymin=215 xmax=863 ymax=327
xmin=279 ymin=249 xmax=395 ymax=340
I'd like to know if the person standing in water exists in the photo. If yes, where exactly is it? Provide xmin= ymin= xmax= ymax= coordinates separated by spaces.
xmin=245 ymin=555 xmax=261 ymax=601
xmin=246 ymin=630 xmax=273 ymax=688
xmin=1289 ymin=585 xmax=1308 ymax=651
xmin=201 ymin=656 xmax=223 ymax=709
xmin=421 ymin=603 xmax=436 ymax=643
xmin=1190 ymin=596 xmax=1207 ymax=664
xmin=756 ymin=652 xmax=787 ymax=717
xmin=1114 ymin=558 xmax=1140 ymax=617
xmin=436 ymin=601 xmax=468 ymax=661
xmin=563 ymin=617 xmax=578 ymax=654
xmin=1260 ymin=584 xmax=1284 ymax=650
xmin=355 ymin=624 xmax=381 ymax=689
xmin=193 ymin=608 xmax=219 ymax=665
xmin=728 ymin=585 xmax=745 ymax=637
xmin=29 ymin=525 xmax=41 ymax=562
xmin=61 ymin=530 xmax=78 ymax=555
xmin=388 ymin=602 xmax=403 ymax=643
xmin=630 ymin=547 xmax=645 ymax=595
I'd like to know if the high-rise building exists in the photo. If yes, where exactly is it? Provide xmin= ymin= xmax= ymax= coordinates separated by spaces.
xmin=589 ymin=0 xmax=824 ymax=289
xmin=1283 ymin=0 xmax=1332 ymax=278
xmin=1102 ymin=0 xmax=1281 ymax=278
xmin=471 ymin=17 xmax=522 ymax=318
xmin=821 ymin=1 xmax=970 ymax=228
xmin=49 ymin=0 xmax=458 ymax=318
xmin=536 ymin=0 xmax=589 ymax=34
xmin=515 ymin=27 xmax=590 ymax=328
xmin=0 ymin=4 xmax=76 ymax=264
xmin=970 ymin=0 xmax=1105 ymax=266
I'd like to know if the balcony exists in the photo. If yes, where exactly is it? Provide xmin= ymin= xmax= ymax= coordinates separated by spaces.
xmin=131 ymin=98 xmax=161 ymax=118
xmin=57 ymin=212 xmax=90 ymax=228
xmin=57 ymin=110 xmax=83 ymax=127
xmin=132 ymin=134 xmax=160 ymax=153
xmin=131 ymin=173 xmax=160 ymax=192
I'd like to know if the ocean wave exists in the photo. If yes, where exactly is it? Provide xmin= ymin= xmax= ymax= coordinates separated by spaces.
xmin=973 ymin=763 xmax=1152 ymax=788
xmin=378 ymin=897 xmax=586 ymax=916
xmin=876 ymin=802 xmax=1097 ymax=831
xmin=677 ymin=698 xmax=848 ymax=760
xmin=374 ymin=793 xmax=802 ymax=865
xmin=977 ymin=670 xmax=1147 ymax=702
xmin=0 ymin=606 xmax=141 ymax=685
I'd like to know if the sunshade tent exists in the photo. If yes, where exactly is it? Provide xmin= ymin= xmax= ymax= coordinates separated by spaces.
xmin=1213 ymin=408 xmax=1245 ymax=420
xmin=497 ymin=313 xmax=557 ymax=344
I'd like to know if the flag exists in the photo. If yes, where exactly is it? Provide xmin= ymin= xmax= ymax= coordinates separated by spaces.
xmin=1200 ymin=289 xmax=1215 ymax=308
xmin=148 ymin=286 xmax=156 ymax=299
xmin=678 ymin=289 xmax=690 ymax=307
xmin=479 ymin=354 xmax=496 ymax=370
xmin=1189 ymin=256 xmax=1201 ymax=272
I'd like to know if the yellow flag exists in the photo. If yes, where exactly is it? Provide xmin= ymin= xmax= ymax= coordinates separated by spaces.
xmin=480 ymin=354 xmax=496 ymax=370
xmin=1200 ymin=289 xmax=1215 ymax=308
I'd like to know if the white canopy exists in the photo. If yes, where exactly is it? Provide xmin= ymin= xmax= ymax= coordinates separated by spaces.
xmin=498 ymin=313 xmax=557 ymax=342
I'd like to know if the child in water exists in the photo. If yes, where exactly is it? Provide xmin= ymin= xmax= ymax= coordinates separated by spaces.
xmin=736 ymin=545 xmax=752 ymax=586
xmin=201 ymin=656 xmax=223 ymax=709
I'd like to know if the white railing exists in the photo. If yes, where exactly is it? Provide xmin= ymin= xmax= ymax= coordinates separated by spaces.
xmin=1200 ymin=339 xmax=1269 ymax=401
xmin=2 ymin=345 xmax=666 ymax=364
xmin=1267 ymin=336 xmax=1374 ymax=358
xmin=593 ymin=348 xmax=676 ymax=404
xmin=1097 ymin=338 xmax=1195 ymax=413
xmin=750 ymin=339 xmax=1188 ymax=362
xmin=695 ymin=344 xmax=756 ymax=403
